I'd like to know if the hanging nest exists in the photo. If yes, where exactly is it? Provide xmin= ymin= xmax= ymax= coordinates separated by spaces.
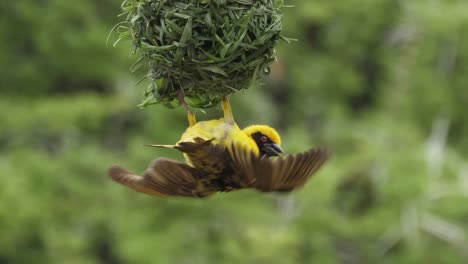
xmin=116 ymin=0 xmax=286 ymax=108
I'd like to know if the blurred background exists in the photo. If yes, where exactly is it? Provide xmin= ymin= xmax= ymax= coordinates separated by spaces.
xmin=1 ymin=0 xmax=468 ymax=263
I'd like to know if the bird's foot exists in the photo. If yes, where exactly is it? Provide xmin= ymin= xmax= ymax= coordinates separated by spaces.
xmin=222 ymin=96 xmax=235 ymax=125
xmin=178 ymin=91 xmax=197 ymax=126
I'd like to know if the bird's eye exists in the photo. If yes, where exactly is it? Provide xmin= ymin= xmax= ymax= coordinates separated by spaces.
xmin=260 ymin=136 xmax=268 ymax=143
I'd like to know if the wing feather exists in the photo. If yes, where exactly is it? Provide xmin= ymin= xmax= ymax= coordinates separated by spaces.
xmin=228 ymin=142 xmax=257 ymax=186
xmin=230 ymin=144 xmax=330 ymax=192
xmin=108 ymin=158 xmax=214 ymax=197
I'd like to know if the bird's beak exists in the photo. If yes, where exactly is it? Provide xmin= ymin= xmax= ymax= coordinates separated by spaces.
xmin=263 ymin=143 xmax=284 ymax=157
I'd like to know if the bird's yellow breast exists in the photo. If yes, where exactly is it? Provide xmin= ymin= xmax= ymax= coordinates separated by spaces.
xmin=178 ymin=118 xmax=259 ymax=172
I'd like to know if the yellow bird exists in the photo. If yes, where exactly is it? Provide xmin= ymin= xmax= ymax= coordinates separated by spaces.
xmin=108 ymin=97 xmax=329 ymax=197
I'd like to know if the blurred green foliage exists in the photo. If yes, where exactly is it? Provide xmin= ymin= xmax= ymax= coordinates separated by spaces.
xmin=1 ymin=0 xmax=468 ymax=263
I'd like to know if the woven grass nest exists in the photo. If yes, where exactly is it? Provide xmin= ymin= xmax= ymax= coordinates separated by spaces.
xmin=117 ymin=0 xmax=286 ymax=108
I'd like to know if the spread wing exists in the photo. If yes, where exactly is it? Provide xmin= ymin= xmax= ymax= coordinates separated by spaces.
xmin=108 ymin=158 xmax=215 ymax=198
xmin=230 ymin=144 xmax=330 ymax=192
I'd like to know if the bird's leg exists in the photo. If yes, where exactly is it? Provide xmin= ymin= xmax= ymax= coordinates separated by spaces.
xmin=222 ymin=96 xmax=235 ymax=125
xmin=178 ymin=91 xmax=197 ymax=126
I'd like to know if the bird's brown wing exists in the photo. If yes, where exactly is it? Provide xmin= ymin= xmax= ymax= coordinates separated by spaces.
xmin=108 ymin=158 xmax=215 ymax=197
xmin=229 ymin=144 xmax=330 ymax=192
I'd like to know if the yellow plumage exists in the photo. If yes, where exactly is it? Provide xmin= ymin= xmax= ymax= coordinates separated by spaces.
xmin=242 ymin=125 xmax=281 ymax=146
xmin=180 ymin=118 xmax=259 ymax=154
xmin=177 ymin=118 xmax=257 ymax=173
xmin=108 ymin=97 xmax=329 ymax=198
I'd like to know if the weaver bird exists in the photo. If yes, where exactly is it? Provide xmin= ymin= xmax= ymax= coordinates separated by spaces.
xmin=108 ymin=97 xmax=329 ymax=197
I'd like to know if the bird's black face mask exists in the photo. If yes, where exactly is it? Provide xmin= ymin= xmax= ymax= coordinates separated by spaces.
xmin=252 ymin=132 xmax=284 ymax=157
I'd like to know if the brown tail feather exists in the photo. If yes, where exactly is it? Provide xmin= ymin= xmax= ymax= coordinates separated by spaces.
xmin=145 ymin=144 xmax=177 ymax=149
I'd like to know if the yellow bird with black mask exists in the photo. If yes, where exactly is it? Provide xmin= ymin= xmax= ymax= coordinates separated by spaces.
xmin=108 ymin=97 xmax=329 ymax=197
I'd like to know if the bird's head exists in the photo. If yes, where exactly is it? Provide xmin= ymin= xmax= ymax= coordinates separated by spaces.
xmin=242 ymin=125 xmax=284 ymax=157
